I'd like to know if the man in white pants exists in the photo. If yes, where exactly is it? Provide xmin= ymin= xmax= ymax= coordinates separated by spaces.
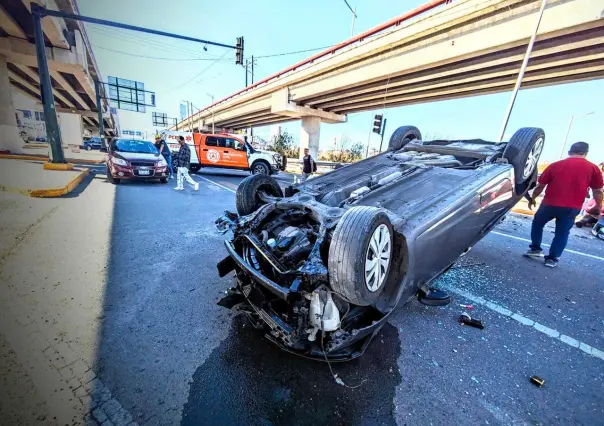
xmin=174 ymin=136 xmax=199 ymax=191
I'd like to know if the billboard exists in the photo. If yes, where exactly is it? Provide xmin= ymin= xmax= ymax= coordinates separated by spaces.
xmin=107 ymin=77 xmax=156 ymax=113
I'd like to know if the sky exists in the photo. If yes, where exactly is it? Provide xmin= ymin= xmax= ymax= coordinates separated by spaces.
xmin=77 ymin=0 xmax=603 ymax=163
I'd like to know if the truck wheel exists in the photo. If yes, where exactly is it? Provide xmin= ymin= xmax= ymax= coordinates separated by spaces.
xmin=236 ymin=174 xmax=283 ymax=216
xmin=504 ymin=128 xmax=545 ymax=185
xmin=328 ymin=206 xmax=394 ymax=306
xmin=189 ymin=164 xmax=201 ymax=173
xmin=388 ymin=126 xmax=421 ymax=151
xmin=251 ymin=161 xmax=270 ymax=175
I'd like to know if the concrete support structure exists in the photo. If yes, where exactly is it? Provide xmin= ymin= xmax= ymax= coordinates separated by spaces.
xmin=57 ymin=112 xmax=83 ymax=147
xmin=300 ymin=116 xmax=321 ymax=160
xmin=0 ymin=54 xmax=23 ymax=153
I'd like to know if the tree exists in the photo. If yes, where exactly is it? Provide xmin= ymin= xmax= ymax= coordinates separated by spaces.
xmin=268 ymin=130 xmax=298 ymax=158
xmin=326 ymin=135 xmax=365 ymax=163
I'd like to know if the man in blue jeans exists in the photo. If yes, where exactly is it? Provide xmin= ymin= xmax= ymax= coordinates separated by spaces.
xmin=155 ymin=134 xmax=174 ymax=179
xmin=525 ymin=142 xmax=603 ymax=267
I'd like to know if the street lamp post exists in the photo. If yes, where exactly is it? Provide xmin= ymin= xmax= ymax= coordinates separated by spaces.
xmin=207 ymin=93 xmax=215 ymax=134
xmin=559 ymin=111 xmax=594 ymax=159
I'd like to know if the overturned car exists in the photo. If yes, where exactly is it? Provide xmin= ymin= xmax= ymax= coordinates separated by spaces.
xmin=215 ymin=126 xmax=545 ymax=361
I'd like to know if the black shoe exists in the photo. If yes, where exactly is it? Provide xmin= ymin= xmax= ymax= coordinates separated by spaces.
xmin=544 ymin=258 xmax=557 ymax=268
xmin=524 ymin=249 xmax=543 ymax=259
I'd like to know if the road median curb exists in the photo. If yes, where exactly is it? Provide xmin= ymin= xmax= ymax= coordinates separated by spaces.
xmin=0 ymin=154 xmax=105 ymax=164
xmin=0 ymin=169 xmax=89 ymax=198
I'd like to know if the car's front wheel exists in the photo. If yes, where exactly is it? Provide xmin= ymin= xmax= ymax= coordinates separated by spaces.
xmin=236 ymin=174 xmax=283 ymax=216
xmin=106 ymin=168 xmax=120 ymax=185
xmin=328 ymin=206 xmax=394 ymax=306
xmin=251 ymin=161 xmax=270 ymax=175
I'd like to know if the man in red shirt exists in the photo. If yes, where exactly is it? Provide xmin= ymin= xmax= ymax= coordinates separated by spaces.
xmin=525 ymin=142 xmax=603 ymax=267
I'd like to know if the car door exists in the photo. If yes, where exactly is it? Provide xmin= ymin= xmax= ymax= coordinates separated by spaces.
xmin=219 ymin=137 xmax=249 ymax=169
xmin=199 ymin=136 xmax=222 ymax=166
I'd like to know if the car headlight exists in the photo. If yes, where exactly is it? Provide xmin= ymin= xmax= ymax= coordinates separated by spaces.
xmin=112 ymin=157 xmax=128 ymax=166
xmin=157 ymin=159 xmax=167 ymax=167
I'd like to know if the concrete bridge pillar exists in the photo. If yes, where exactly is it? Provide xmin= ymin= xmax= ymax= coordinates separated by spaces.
xmin=300 ymin=116 xmax=321 ymax=160
xmin=0 ymin=54 xmax=24 ymax=154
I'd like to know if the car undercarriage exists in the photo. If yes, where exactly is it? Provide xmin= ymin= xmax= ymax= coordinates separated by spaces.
xmin=215 ymin=126 xmax=544 ymax=360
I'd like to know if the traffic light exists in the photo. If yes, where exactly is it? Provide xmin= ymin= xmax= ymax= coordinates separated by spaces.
xmin=235 ymin=37 xmax=244 ymax=65
xmin=372 ymin=114 xmax=383 ymax=134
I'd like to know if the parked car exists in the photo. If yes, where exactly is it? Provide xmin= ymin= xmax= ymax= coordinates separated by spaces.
xmin=81 ymin=136 xmax=103 ymax=151
xmin=163 ymin=131 xmax=286 ymax=175
xmin=215 ymin=126 xmax=545 ymax=360
xmin=105 ymin=138 xmax=169 ymax=184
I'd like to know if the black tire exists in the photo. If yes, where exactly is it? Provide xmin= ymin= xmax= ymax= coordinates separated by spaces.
xmin=251 ymin=161 xmax=270 ymax=175
xmin=160 ymin=178 xmax=168 ymax=184
xmin=189 ymin=164 xmax=201 ymax=173
xmin=106 ymin=168 xmax=120 ymax=185
xmin=328 ymin=206 xmax=394 ymax=306
xmin=504 ymin=128 xmax=545 ymax=185
xmin=236 ymin=174 xmax=283 ymax=216
xmin=388 ymin=125 xmax=421 ymax=151
xmin=86 ymin=145 xmax=92 ymax=151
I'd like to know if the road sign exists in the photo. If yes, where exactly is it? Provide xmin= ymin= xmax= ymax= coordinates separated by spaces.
xmin=106 ymin=77 xmax=156 ymax=113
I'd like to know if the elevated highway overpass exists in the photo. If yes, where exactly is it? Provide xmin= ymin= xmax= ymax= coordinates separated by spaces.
xmin=0 ymin=0 xmax=116 ymax=153
xmin=173 ymin=0 xmax=604 ymax=157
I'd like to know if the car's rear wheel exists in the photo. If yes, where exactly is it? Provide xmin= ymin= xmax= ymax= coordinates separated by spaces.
xmin=328 ymin=206 xmax=394 ymax=306
xmin=106 ymin=168 xmax=120 ymax=185
xmin=388 ymin=126 xmax=421 ymax=152
xmin=236 ymin=174 xmax=283 ymax=216
xmin=504 ymin=127 xmax=545 ymax=185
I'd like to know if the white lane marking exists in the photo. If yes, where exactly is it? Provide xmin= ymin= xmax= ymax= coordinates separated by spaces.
xmin=491 ymin=231 xmax=604 ymax=262
xmin=196 ymin=175 xmax=236 ymax=193
xmin=446 ymin=286 xmax=604 ymax=361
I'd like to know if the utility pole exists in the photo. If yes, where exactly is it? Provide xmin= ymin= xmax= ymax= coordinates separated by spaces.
xmin=32 ymin=3 xmax=65 ymax=164
xmin=244 ymin=59 xmax=249 ymax=87
xmin=498 ymin=0 xmax=547 ymax=142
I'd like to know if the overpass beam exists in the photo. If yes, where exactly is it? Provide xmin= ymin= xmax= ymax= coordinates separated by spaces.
xmin=300 ymin=116 xmax=321 ymax=160
xmin=0 ymin=54 xmax=24 ymax=154
xmin=271 ymin=88 xmax=346 ymax=123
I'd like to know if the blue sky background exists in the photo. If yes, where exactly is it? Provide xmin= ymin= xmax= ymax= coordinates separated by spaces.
xmin=78 ymin=0 xmax=603 ymax=163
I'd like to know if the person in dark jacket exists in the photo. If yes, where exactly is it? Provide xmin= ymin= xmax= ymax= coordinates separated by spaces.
xmin=301 ymin=148 xmax=316 ymax=183
xmin=155 ymin=134 xmax=174 ymax=179
xmin=174 ymin=136 xmax=199 ymax=191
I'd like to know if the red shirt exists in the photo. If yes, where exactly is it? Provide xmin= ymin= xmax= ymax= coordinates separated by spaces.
xmin=538 ymin=157 xmax=603 ymax=209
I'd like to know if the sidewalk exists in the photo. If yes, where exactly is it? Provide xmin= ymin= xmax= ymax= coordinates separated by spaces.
xmin=0 ymin=158 xmax=89 ymax=197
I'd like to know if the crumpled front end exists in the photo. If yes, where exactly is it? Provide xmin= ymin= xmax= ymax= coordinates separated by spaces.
xmin=215 ymin=202 xmax=386 ymax=361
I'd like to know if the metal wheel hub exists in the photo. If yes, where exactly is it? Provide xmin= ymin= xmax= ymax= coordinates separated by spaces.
xmin=523 ymin=137 xmax=544 ymax=179
xmin=253 ymin=164 xmax=267 ymax=174
xmin=365 ymin=224 xmax=391 ymax=292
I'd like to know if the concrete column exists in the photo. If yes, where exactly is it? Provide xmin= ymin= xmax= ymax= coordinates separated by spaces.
xmin=299 ymin=116 xmax=321 ymax=160
xmin=0 ymin=55 xmax=25 ymax=154
xmin=57 ymin=112 xmax=83 ymax=147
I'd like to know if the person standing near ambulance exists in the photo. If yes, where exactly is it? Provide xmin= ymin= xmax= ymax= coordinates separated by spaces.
xmin=155 ymin=134 xmax=174 ymax=179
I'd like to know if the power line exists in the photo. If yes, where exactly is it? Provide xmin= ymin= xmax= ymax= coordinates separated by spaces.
xmin=255 ymin=45 xmax=334 ymax=59
xmin=163 ymin=50 xmax=229 ymax=94
xmin=87 ymin=25 xmax=220 ymax=59
xmin=92 ymin=44 xmax=231 ymax=61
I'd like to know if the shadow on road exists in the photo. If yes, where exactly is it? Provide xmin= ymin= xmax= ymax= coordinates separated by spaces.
xmin=181 ymin=317 xmax=401 ymax=426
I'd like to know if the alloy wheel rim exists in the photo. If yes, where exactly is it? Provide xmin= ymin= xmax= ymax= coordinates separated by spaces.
xmin=523 ymin=137 xmax=544 ymax=179
xmin=365 ymin=224 xmax=391 ymax=292
xmin=253 ymin=165 xmax=266 ymax=174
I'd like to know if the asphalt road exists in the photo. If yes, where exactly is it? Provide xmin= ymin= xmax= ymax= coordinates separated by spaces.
xmin=1 ymin=167 xmax=603 ymax=426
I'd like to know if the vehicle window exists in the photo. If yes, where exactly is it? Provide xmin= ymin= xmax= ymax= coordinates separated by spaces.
xmin=231 ymin=139 xmax=246 ymax=151
xmin=205 ymin=137 xmax=218 ymax=147
xmin=216 ymin=138 xmax=229 ymax=148
xmin=113 ymin=139 xmax=158 ymax=154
